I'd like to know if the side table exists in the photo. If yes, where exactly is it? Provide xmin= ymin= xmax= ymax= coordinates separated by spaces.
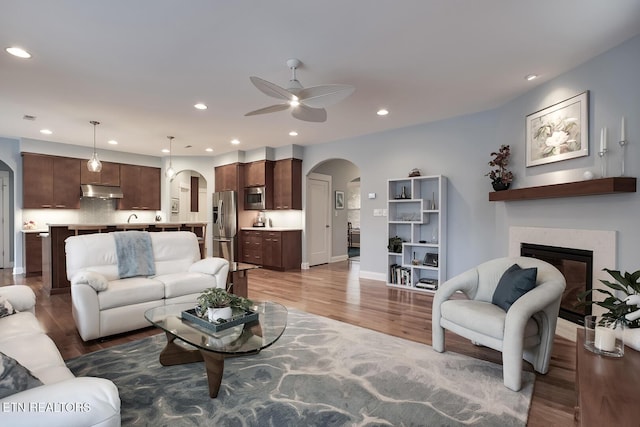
xmin=226 ymin=262 xmax=260 ymax=298
xmin=575 ymin=330 xmax=640 ymax=426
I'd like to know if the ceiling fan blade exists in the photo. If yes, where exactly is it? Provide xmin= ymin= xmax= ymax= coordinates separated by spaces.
xmin=298 ymin=84 xmax=355 ymax=108
xmin=245 ymin=103 xmax=290 ymax=116
xmin=292 ymin=105 xmax=327 ymax=122
xmin=249 ymin=76 xmax=293 ymax=101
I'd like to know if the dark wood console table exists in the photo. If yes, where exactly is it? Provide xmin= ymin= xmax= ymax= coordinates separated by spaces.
xmin=575 ymin=331 xmax=640 ymax=426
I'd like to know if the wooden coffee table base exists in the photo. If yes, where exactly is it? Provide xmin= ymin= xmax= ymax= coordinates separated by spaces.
xmin=158 ymin=332 xmax=225 ymax=398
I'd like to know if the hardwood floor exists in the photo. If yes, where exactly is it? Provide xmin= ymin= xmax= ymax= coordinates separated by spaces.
xmin=1 ymin=262 xmax=576 ymax=426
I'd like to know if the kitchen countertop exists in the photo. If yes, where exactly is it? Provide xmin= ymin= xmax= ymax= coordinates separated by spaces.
xmin=21 ymin=229 xmax=49 ymax=233
xmin=46 ymin=222 xmax=206 ymax=227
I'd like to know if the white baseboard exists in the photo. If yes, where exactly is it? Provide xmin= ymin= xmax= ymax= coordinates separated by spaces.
xmin=359 ymin=270 xmax=386 ymax=282
xmin=12 ymin=266 xmax=24 ymax=275
xmin=331 ymin=255 xmax=348 ymax=263
xmin=301 ymin=262 xmax=310 ymax=270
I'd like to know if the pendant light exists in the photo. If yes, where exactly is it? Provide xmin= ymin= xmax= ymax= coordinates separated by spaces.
xmin=165 ymin=136 xmax=176 ymax=179
xmin=87 ymin=120 xmax=102 ymax=172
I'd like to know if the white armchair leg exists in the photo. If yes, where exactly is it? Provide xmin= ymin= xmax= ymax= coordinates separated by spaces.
xmin=432 ymin=324 xmax=445 ymax=352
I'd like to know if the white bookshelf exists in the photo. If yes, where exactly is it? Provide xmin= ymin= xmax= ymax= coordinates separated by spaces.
xmin=387 ymin=175 xmax=447 ymax=292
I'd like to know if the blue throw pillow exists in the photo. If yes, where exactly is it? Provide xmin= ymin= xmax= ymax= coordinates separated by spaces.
xmin=492 ymin=263 xmax=538 ymax=312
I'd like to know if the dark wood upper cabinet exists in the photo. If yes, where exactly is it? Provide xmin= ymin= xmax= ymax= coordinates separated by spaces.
xmin=118 ymin=164 xmax=160 ymax=210
xmin=22 ymin=153 xmax=80 ymax=209
xmin=273 ymin=158 xmax=302 ymax=210
xmin=244 ymin=160 xmax=274 ymax=188
xmin=215 ymin=163 xmax=242 ymax=192
xmin=81 ymin=161 xmax=120 ymax=186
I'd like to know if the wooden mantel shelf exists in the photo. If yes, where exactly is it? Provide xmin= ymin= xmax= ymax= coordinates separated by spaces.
xmin=489 ymin=177 xmax=636 ymax=201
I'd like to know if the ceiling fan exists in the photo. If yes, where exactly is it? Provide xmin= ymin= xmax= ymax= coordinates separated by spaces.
xmin=245 ymin=58 xmax=355 ymax=123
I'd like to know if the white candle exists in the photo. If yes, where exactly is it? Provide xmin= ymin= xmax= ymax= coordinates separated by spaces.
xmin=595 ymin=325 xmax=616 ymax=352
xmin=621 ymin=116 xmax=626 ymax=141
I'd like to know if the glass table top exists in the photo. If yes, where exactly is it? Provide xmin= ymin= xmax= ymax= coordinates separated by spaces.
xmin=144 ymin=301 xmax=287 ymax=355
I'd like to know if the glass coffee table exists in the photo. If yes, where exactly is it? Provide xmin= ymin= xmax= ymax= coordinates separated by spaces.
xmin=144 ymin=301 xmax=287 ymax=398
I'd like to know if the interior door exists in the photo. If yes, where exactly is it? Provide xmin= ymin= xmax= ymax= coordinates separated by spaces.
xmin=307 ymin=174 xmax=331 ymax=266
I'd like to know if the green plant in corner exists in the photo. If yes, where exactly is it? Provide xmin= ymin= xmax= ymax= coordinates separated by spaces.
xmin=577 ymin=268 xmax=640 ymax=328
xmin=486 ymin=144 xmax=514 ymax=191
xmin=197 ymin=288 xmax=253 ymax=312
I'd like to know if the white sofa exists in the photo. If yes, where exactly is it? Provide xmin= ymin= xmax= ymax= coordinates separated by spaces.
xmin=66 ymin=231 xmax=229 ymax=341
xmin=0 ymin=285 xmax=120 ymax=427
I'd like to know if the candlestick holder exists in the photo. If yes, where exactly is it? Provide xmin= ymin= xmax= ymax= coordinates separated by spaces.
xmin=598 ymin=149 xmax=608 ymax=178
xmin=618 ymin=139 xmax=629 ymax=176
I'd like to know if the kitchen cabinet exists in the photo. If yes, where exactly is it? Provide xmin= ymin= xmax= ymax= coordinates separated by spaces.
xmin=24 ymin=232 xmax=43 ymax=276
xmin=240 ymin=230 xmax=263 ymax=264
xmin=273 ymin=158 xmax=302 ymax=210
xmin=80 ymin=161 xmax=120 ymax=185
xmin=215 ymin=163 xmax=243 ymax=192
xmin=118 ymin=164 xmax=160 ymax=210
xmin=22 ymin=153 xmax=81 ymax=209
xmin=244 ymin=160 xmax=274 ymax=188
xmin=240 ymin=229 xmax=301 ymax=271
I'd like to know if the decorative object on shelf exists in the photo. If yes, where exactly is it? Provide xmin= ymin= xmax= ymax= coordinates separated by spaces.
xmin=87 ymin=120 xmax=102 ymax=173
xmin=388 ymin=236 xmax=403 ymax=253
xmin=619 ymin=116 xmax=629 ymax=177
xmin=486 ymin=144 xmax=513 ymax=191
xmin=196 ymin=288 xmax=253 ymax=323
xmin=577 ymin=268 xmax=640 ymax=352
xmin=397 ymin=186 xmax=410 ymax=199
xmin=431 ymin=227 xmax=438 ymax=244
xmin=582 ymin=170 xmax=594 ymax=180
xmin=408 ymin=168 xmax=421 ymax=177
xmin=525 ymin=91 xmax=589 ymax=167
xmin=335 ymin=190 xmax=344 ymax=209
xmin=22 ymin=220 xmax=37 ymax=230
xmin=423 ymin=253 xmax=438 ymax=267
xmin=598 ymin=127 xmax=609 ymax=178
xmin=430 ymin=192 xmax=436 ymax=210
xmin=165 ymin=136 xmax=176 ymax=179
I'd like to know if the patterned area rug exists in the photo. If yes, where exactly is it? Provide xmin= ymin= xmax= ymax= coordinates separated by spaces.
xmin=67 ymin=309 xmax=534 ymax=426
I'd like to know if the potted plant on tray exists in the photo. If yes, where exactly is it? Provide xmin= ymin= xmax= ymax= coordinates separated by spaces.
xmin=486 ymin=144 xmax=514 ymax=191
xmin=577 ymin=268 xmax=640 ymax=351
xmin=196 ymin=288 xmax=253 ymax=323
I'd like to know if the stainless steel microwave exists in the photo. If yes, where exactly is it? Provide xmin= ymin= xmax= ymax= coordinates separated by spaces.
xmin=244 ymin=186 xmax=266 ymax=210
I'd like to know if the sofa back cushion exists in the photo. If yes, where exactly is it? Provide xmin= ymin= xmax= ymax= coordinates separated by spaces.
xmin=66 ymin=231 xmax=202 ymax=281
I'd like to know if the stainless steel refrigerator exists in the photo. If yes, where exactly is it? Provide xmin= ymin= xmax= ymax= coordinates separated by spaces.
xmin=212 ymin=190 xmax=237 ymax=263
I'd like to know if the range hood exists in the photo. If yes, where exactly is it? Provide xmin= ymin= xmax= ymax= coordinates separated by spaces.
xmin=81 ymin=184 xmax=124 ymax=199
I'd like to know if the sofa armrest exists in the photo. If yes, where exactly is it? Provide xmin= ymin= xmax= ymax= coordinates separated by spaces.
xmin=0 ymin=285 xmax=36 ymax=314
xmin=188 ymin=257 xmax=229 ymax=289
xmin=0 ymin=377 xmax=120 ymax=427
xmin=70 ymin=271 xmax=109 ymax=292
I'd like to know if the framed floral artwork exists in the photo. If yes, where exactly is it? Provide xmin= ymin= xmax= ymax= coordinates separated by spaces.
xmin=525 ymin=91 xmax=589 ymax=167
xmin=335 ymin=191 xmax=344 ymax=209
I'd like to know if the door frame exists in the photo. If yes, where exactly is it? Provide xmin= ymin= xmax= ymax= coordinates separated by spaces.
xmin=306 ymin=172 xmax=332 ymax=267
xmin=0 ymin=171 xmax=10 ymax=268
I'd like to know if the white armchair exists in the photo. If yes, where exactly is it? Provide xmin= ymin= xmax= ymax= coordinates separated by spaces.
xmin=432 ymin=257 xmax=566 ymax=391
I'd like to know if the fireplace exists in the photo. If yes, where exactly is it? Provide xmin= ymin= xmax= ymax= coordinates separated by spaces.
xmin=521 ymin=243 xmax=592 ymax=325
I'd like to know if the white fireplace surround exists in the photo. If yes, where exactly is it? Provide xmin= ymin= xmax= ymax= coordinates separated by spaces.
xmin=509 ymin=226 xmax=617 ymax=341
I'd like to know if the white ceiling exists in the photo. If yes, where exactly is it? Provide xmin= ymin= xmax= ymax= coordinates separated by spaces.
xmin=1 ymin=0 xmax=639 ymax=158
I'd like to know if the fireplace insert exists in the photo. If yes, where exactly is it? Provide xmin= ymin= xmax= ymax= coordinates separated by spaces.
xmin=521 ymin=243 xmax=592 ymax=325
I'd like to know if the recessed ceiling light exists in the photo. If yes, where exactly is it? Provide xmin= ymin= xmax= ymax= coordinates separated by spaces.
xmin=108 ymin=140 xmax=118 ymax=145
xmin=40 ymin=129 xmax=52 ymax=135
xmin=161 ymin=148 xmax=170 ymax=153
xmin=231 ymin=139 xmax=240 ymax=145
xmin=205 ymin=148 xmax=213 ymax=152
xmin=525 ymin=74 xmax=538 ymax=81
xmin=194 ymin=103 xmax=207 ymax=110
xmin=289 ymin=131 xmax=298 ymax=136
xmin=377 ymin=109 xmax=389 ymax=116
xmin=6 ymin=47 xmax=31 ymax=59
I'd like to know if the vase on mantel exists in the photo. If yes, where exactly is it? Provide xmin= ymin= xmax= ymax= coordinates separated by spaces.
xmin=491 ymin=180 xmax=510 ymax=191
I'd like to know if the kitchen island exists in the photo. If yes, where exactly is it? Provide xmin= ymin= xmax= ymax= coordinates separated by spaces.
xmin=42 ymin=222 xmax=207 ymax=295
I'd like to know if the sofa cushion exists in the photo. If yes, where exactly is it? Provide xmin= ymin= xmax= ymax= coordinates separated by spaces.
xmin=156 ymin=272 xmax=217 ymax=299
xmin=441 ymin=299 xmax=539 ymax=341
xmin=98 ymin=277 xmax=165 ymax=310
xmin=0 ymin=352 xmax=43 ymax=399
xmin=492 ymin=264 xmax=538 ymax=312
xmin=151 ymin=231 xmax=201 ymax=275
xmin=0 ymin=333 xmax=72 ymax=384
xmin=0 ymin=296 xmax=14 ymax=318
xmin=0 ymin=312 xmax=43 ymax=342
